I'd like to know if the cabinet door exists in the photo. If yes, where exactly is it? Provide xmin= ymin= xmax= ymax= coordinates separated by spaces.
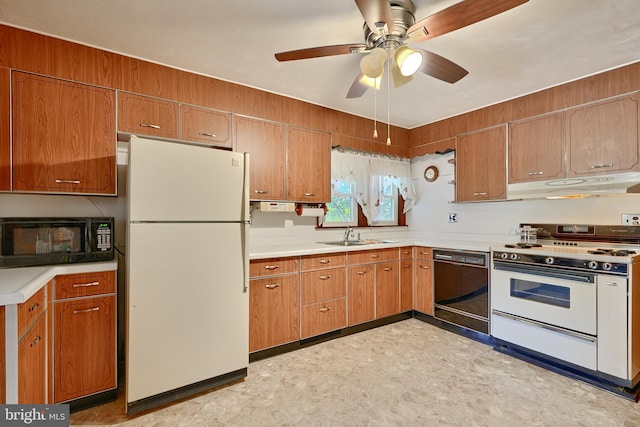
xmin=118 ymin=92 xmax=179 ymax=139
xmin=18 ymin=314 xmax=46 ymax=404
xmin=235 ymin=116 xmax=286 ymax=201
xmin=568 ymin=94 xmax=640 ymax=176
xmin=12 ymin=72 xmax=116 ymax=194
xmin=376 ymin=261 xmax=400 ymax=319
xmin=287 ymin=127 xmax=331 ymax=203
xmin=249 ymin=275 xmax=299 ymax=352
xmin=0 ymin=306 xmax=5 ymax=403
xmin=301 ymin=298 xmax=347 ymax=339
xmin=414 ymin=259 xmax=434 ymax=315
xmin=347 ymin=264 xmax=375 ymax=325
xmin=53 ymin=296 xmax=116 ymax=403
xmin=181 ymin=105 xmax=231 ymax=148
xmin=456 ymin=126 xmax=507 ymax=202
xmin=400 ymin=259 xmax=413 ymax=312
xmin=0 ymin=67 xmax=9 ymax=191
xmin=509 ymin=113 xmax=565 ymax=183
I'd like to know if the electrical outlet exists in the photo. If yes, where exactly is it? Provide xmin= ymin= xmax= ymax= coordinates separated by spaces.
xmin=448 ymin=213 xmax=457 ymax=223
xmin=622 ymin=214 xmax=640 ymax=225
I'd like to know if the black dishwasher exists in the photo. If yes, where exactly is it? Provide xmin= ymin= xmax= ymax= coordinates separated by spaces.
xmin=433 ymin=249 xmax=489 ymax=334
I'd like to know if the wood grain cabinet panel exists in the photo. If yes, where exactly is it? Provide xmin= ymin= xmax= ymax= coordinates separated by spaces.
xmin=301 ymin=253 xmax=346 ymax=271
xmin=567 ymin=94 xmax=640 ymax=176
xmin=301 ymin=297 xmax=347 ymax=339
xmin=117 ymin=92 xmax=179 ymax=139
xmin=287 ymin=127 xmax=331 ymax=203
xmin=17 ymin=286 xmax=45 ymax=337
xmin=18 ymin=314 xmax=47 ymax=404
xmin=376 ymin=261 xmax=400 ymax=319
xmin=348 ymin=248 xmax=399 ymax=265
xmin=347 ymin=264 xmax=375 ymax=326
xmin=12 ymin=72 xmax=116 ymax=194
xmin=456 ymin=126 xmax=507 ymax=202
xmin=235 ymin=116 xmax=287 ymax=201
xmin=181 ymin=105 xmax=231 ymax=148
xmin=300 ymin=268 xmax=346 ymax=305
xmin=508 ymin=113 xmax=565 ymax=183
xmin=400 ymin=258 xmax=413 ymax=312
xmin=0 ymin=306 xmax=5 ymax=403
xmin=0 ymin=67 xmax=9 ymax=191
xmin=249 ymin=257 xmax=298 ymax=278
xmin=249 ymin=274 xmax=299 ymax=352
xmin=54 ymin=271 xmax=115 ymax=300
xmin=414 ymin=247 xmax=434 ymax=315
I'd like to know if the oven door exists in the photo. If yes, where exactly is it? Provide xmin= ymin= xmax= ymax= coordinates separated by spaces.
xmin=491 ymin=261 xmax=596 ymax=335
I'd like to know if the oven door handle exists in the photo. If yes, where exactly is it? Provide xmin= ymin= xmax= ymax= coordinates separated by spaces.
xmin=493 ymin=261 xmax=595 ymax=283
xmin=492 ymin=310 xmax=597 ymax=343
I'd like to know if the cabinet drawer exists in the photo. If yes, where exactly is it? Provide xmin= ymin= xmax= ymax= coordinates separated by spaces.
xmin=301 ymin=253 xmax=346 ymax=271
xmin=301 ymin=297 xmax=347 ymax=339
xmin=348 ymin=248 xmax=398 ymax=265
xmin=250 ymin=257 xmax=299 ymax=277
xmin=18 ymin=286 xmax=46 ymax=338
xmin=301 ymin=268 xmax=346 ymax=305
xmin=118 ymin=92 xmax=179 ymax=139
xmin=54 ymin=271 xmax=116 ymax=300
xmin=400 ymin=246 xmax=413 ymax=259
xmin=415 ymin=246 xmax=433 ymax=260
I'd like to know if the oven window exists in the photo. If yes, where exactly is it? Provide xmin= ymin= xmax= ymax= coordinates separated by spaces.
xmin=510 ymin=278 xmax=570 ymax=309
xmin=13 ymin=226 xmax=82 ymax=255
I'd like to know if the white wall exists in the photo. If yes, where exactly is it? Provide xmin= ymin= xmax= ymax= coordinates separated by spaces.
xmin=408 ymin=152 xmax=640 ymax=243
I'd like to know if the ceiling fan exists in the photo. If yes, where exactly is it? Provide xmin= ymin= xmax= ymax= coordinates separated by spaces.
xmin=275 ymin=0 xmax=529 ymax=98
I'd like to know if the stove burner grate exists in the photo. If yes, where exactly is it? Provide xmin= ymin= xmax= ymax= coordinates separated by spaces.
xmin=587 ymin=248 xmax=637 ymax=256
xmin=505 ymin=243 xmax=543 ymax=249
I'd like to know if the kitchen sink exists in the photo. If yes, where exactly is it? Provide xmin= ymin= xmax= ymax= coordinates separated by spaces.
xmin=320 ymin=240 xmax=369 ymax=246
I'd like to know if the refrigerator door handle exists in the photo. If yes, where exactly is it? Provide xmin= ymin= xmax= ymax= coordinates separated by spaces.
xmin=241 ymin=152 xmax=250 ymax=293
xmin=242 ymin=221 xmax=249 ymax=293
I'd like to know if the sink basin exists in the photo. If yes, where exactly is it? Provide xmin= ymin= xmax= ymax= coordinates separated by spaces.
xmin=320 ymin=240 xmax=369 ymax=246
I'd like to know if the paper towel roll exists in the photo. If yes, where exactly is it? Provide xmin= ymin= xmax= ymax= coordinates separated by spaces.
xmin=296 ymin=207 xmax=326 ymax=217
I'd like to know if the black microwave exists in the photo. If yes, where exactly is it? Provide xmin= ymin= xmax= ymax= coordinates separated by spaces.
xmin=0 ymin=217 xmax=115 ymax=268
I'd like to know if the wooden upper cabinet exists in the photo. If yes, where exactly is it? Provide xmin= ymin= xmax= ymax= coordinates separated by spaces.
xmin=567 ymin=94 xmax=640 ymax=176
xmin=508 ymin=113 xmax=565 ymax=183
xmin=0 ymin=67 xmax=9 ymax=191
xmin=456 ymin=125 xmax=507 ymax=202
xmin=117 ymin=92 xmax=179 ymax=139
xmin=287 ymin=127 xmax=331 ymax=203
xmin=12 ymin=72 xmax=116 ymax=195
xmin=181 ymin=105 xmax=231 ymax=148
xmin=235 ymin=116 xmax=286 ymax=201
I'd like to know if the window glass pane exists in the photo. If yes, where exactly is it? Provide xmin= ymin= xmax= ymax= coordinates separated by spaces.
xmin=325 ymin=179 xmax=357 ymax=227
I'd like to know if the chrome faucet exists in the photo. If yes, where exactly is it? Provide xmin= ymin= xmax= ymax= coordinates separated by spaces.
xmin=344 ymin=226 xmax=354 ymax=242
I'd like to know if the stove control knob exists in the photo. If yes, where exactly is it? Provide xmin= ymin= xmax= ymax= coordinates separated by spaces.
xmin=510 ymin=253 xmax=519 ymax=260
xmin=500 ymin=253 xmax=508 ymax=259
xmin=602 ymin=262 xmax=612 ymax=271
xmin=588 ymin=261 xmax=598 ymax=270
xmin=545 ymin=257 xmax=555 ymax=265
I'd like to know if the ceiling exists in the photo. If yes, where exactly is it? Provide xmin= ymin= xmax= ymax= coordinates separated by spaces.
xmin=0 ymin=0 xmax=639 ymax=129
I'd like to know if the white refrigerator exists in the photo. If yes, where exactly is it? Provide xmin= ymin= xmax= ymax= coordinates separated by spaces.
xmin=125 ymin=136 xmax=249 ymax=414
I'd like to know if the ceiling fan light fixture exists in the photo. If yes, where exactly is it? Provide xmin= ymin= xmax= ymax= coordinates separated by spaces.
xmin=360 ymin=47 xmax=387 ymax=78
xmin=395 ymin=46 xmax=422 ymax=76
xmin=359 ymin=73 xmax=383 ymax=90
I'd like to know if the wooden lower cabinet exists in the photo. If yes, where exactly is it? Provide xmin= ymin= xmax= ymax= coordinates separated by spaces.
xmin=0 ymin=306 xmax=4 ymax=403
xmin=414 ymin=247 xmax=434 ymax=315
xmin=375 ymin=261 xmax=400 ymax=319
xmin=347 ymin=264 xmax=375 ymax=326
xmin=18 ymin=314 xmax=46 ymax=403
xmin=249 ymin=274 xmax=299 ymax=352
xmin=51 ymin=271 xmax=116 ymax=403
xmin=400 ymin=258 xmax=413 ymax=312
xmin=301 ymin=298 xmax=347 ymax=339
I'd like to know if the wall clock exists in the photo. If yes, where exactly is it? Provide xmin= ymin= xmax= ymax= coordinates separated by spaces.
xmin=424 ymin=165 xmax=439 ymax=182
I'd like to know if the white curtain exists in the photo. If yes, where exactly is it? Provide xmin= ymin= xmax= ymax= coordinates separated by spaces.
xmin=331 ymin=150 xmax=416 ymax=224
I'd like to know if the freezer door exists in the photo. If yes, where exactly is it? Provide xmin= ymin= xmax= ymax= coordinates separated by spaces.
xmin=126 ymin=222 xmax=248 ymax=404
xmin=128 ymin=136 xmax=248 ymax=222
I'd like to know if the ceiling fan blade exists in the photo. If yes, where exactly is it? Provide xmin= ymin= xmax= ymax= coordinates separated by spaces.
xmin=416 ymin=49 xmax=469 ymax=84
xmin=354 ymin=0 xmax=394 ymax=35
xmin=407 ymin=0 xmax=528 ymax=42
xmin=275 ymin=44 xmax=367 ymax=61
xmin=346 ymin=72 xmax=369 ymax=99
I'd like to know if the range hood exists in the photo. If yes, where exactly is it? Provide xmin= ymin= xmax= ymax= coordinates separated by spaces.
xmin=507 ymin=172 xmax=640 ymax=200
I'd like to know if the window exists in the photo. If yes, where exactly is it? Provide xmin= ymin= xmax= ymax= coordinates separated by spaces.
xmin=322 ymin=150 xmax=415 ymax=228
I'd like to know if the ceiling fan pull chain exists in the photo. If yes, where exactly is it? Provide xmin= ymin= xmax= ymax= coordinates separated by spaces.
xmin=373 ymin=77 xmax=378 ymax=138
xmin=386 ymin=56 xmax=391 ymax=146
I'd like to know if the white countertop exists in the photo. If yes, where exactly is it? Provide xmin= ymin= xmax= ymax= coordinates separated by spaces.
xmin=0 ymin=261 xmax=118 ymax=306
xmin=250 ymin=239 xmax=498 ymax=260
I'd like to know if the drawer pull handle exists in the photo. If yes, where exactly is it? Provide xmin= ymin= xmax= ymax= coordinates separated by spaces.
xmin=319 ymin=260 xmax=331 ymax=264
xmin=356 ymin=271 xmax=367 ymax=275
xmin=264 ymin=265 xmax=279 ymax=270
xmin=383 ymin=267 xmax=392 ymax=271
xmin=304 ymin=193 xmax=315 ymax=197
xmin=403 ymin=264 xmax=411 ymax=268
xmin=419 ymin=251 xmax=430 ymax=255
xmin=72 ymin=281 xmax=100 ymax=288
xmin=255 ymin=190 xmax=268 ymax=194
xmin=55 ymin=179 xmax=80 ymax=184
xmin=140 ymin=123 xmax=160 ymax=129
xmin=198 ymin=132 xmax=216 ymax=137
xmin=319 ymin=275 xmax=331 ymax=280
xmin=371 ymin=254 xmax=380 ymax=258
xmin=420 ymin=265 xmax=430 ymax=269
xmin=527 ymin=171 xmax=544 ymax=176
xmin=265 ymin=283 xmax=280 ymax=289
xmin=590 ymin=163 xmax=613 ymax=169
xmin=30 ymin=335 xmax=42 ymax=347
xmin=73 ymin=307 xmax=100 ymax=314
xmin=28 ymin=302 xmax=40 ymax=312
xmin=473 ymin=192 xmax=488 ymax=196
xmin=319 ymin=307 xmax=331 ymax=313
